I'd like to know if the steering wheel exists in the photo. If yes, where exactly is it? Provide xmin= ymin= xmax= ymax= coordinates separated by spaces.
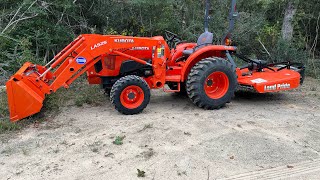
xmin=165 ymin=30 xmax=182 ymax=49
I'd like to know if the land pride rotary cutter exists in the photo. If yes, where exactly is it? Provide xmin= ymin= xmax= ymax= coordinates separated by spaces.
xmin=6 ymin=0 xmax=305 ymax=122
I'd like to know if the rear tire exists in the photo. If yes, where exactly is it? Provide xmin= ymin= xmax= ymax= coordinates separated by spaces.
xmin=110 ymin=75 xmax=150 ymax=115
xmin=186 ymin=57 xmax=237 ymax=109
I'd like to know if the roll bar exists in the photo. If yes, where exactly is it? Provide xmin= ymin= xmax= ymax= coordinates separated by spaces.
xmin=222 ymin=0 xmax=238 ymax=45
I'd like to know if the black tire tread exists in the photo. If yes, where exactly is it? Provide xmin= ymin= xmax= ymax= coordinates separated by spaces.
xmin=110 ymin=75 xmax=150 ymax=115
xmin=186 ymin=57 xmax=237 ymax=110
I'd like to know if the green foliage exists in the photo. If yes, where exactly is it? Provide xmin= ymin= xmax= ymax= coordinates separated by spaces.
xmin=0 ymin=91 xmax=21 ymax=133
xmin=0 ymin=92 xmax=9 ymax=119
xmin=137 ymin=169 xmax=146 ymax=177
xmin=73 ymin=80 xmax=105 ymax=107
xmin=0 ymin=120 xmax=20 ymax=133
xmin=0 ymin=0 xmax=319 ymax=80
xmin=113 ymin=136 xmax=126 ymax=145
xmin=270 ymin=39 xmax=308 ymax=63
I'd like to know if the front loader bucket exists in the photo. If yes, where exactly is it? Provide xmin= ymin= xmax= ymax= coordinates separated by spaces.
xmin=6 ymin=63 xmax=45 ymax=122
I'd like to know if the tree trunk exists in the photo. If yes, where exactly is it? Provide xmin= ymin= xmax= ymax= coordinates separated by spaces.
xmin=281 ymin=1 xmax=297 ymax=41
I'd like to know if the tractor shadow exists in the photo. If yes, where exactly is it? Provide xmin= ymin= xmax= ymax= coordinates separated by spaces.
xmin=150 ymin=90 xmax=292 ymax=110
xmin=149 ymin=91 xmax=194 ymax=110
xmin=234 ymin=90 xmax=289 ymax=103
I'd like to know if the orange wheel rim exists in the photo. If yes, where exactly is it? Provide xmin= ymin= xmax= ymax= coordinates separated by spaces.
xmin=120 ymin=85 xmax=144 ymax=109
xmin=204 ymin=71 xmax=229 ymax=99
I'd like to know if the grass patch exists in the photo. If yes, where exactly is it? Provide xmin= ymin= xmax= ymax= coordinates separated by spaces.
xmin=0 ymin=92 xmax=20 ymax=134
xmin=137 ymin=169 xmax=146 ymax=177
xmin=42 ymin=77 xmax=105 ymax=110
xmin=0 ymin=120 xmax=20 ymax=133
xmin=113 ymin=135 xmax=126 ymax=145
xmin=67 ymin=77 xmax=106 ymax=107
xmin=0 ymin=92 xmax=9 ymax=119
xmin=74 ymin=85 xmax=104 ymax=107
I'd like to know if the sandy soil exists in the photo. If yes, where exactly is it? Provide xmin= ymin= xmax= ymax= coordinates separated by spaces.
xmin=1 ymin=78 xmax=320 ymax=180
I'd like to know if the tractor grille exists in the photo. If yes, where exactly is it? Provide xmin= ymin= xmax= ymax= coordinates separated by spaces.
xmin=104 ymin=55 xmax=116 ymax=70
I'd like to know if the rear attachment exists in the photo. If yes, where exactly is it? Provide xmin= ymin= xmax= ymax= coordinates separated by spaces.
xmin=235 ymin=54 xmax=305 ymax=93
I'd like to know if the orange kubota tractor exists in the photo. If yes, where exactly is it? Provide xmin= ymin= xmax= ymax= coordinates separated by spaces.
xmin=6 ymin=0 xmax=305 ymax=122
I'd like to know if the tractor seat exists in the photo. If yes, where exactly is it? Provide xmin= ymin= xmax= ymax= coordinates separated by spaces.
xmin=183 ymin=31 xmax=214 ymax=56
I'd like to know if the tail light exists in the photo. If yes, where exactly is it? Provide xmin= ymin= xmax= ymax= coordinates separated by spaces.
xmin=225 ymin=38 xmax=232 ymax=46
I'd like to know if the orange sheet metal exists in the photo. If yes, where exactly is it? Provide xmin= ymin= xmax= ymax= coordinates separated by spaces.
xmin=6 ymin=62 xmax=45 ymax=122
xmin=237 ymin=68 xmax=301 ymax=93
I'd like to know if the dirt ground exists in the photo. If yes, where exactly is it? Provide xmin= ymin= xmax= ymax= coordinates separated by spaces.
xmin=0 ymin=78 xmax=320 ymax=180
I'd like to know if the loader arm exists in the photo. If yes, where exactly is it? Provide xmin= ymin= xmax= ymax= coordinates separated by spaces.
xmin=39 ymin=34 xmax=163 ymax=92
xmin=6 ymin=34 xmax=168 ymax=122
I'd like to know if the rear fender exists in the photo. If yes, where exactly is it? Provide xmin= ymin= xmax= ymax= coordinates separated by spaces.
xmin=180 ymin=45 xmax=236 ymax=82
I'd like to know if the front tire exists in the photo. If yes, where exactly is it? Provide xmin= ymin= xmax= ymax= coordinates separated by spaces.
xmin=186 ymin=57 xmax=237 ymax=109
xmin=110 ymin=75 xmax=150 ymax=115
